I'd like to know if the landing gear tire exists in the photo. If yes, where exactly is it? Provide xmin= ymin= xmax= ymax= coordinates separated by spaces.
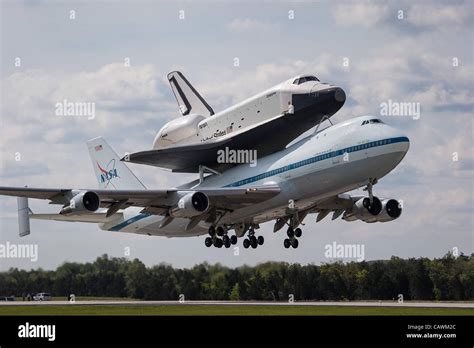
xmin=214 ymin=238 xmax=223 ymax=248
xmin=230 ymin=235 xmax=238 ymax=245
xmin=250 ymin=238 xmax=258 ymax=249
xmin=208 ymin=226 xmax=216 ymax=236
xmin=216 ymin=226 xmax=225 ymax=237
xmin=287 ymin=227 xmax=294 ymax=238
xmin=291 ymin=238 xmax=299 ymax=249
xmin=243 ymin=239 xmax=250 ymax=249
xmin=294 ymin=228 xmax=302 ymax=238
xmin=223 ymin=235 xmax=231 ymax=248
xmin=257 ymin=236 xmax=264 ymax=245
xmin=205 ymin=237 xmax=213 ymax=247
xmin=284 ymin=239 xmax=291 ymax=249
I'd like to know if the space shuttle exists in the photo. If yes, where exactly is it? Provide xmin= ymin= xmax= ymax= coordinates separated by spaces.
xmin=125 ymin=71 xmax=346 ymax=173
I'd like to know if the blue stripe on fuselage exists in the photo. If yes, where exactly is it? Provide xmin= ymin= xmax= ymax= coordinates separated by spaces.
xmin=109 ymin=213 xmax=151 ymax=232
xmin=224 ymin=136 xmax=409 ymax=187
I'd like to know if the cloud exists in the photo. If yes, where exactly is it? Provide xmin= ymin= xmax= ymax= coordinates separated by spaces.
xmin=333 ymin=2 xmax=389 ymax=28
xmin=406 ymin=3 xmax=473 ymax=28
xmin=333 ymin=1 xmax=474 ymax=30
xmin=227 ymin=18 xmax=278 ymax=34
xmin=0 ymin=63 xmax=183 ymax=191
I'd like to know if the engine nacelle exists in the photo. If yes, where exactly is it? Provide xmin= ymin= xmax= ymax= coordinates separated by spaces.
xmin=60 ymin=191 xmax=100 ymax=215
xmin=169 ymin=192 xmax=209 ymax=218
xmin=343 ymin=196 xmax=382 ymax=222
xmin=375 ymin=199 xmax=402 ymax=222
xmin=153 ymin=114 xmax=206 ymax=149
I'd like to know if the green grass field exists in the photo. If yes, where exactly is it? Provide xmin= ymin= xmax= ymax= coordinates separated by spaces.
xmin=0 ymin=305 xmax=472 ymax=316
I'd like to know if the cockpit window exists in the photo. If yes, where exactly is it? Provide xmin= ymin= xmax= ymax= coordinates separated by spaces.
xmin=361 ymin=119 xmax=384 ymax=125
xmin=293 ymin=75 xmax=320 ymax=85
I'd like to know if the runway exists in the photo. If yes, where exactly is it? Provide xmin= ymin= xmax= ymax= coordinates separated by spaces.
xmin=0 ymin=300 xmax=473 ymax=309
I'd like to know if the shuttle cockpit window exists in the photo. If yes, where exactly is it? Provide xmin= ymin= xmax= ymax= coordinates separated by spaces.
xmin=361 ymin=119 xmax=384 ymax=125
xmin=293 ymin=75 xmax=320 ymax=85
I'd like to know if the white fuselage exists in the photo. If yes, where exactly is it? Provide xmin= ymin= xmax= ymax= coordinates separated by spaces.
xmin=101 ymin=116 xmax=409 ymax=237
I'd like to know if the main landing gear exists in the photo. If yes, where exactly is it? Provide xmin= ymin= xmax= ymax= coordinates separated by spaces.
xmin=242 ymin=226 xmax=264 ymax=249
xmin=283 ymin=227 xmax=302 ymax=249
xmin=205 ymin=225 xmax=238 ymax=248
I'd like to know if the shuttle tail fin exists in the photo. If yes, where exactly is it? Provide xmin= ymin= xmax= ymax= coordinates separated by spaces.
xmin=87 ymin=137 xmax=146 ymax=190
xmin=167 ymin=71 xmax=214 ymax=116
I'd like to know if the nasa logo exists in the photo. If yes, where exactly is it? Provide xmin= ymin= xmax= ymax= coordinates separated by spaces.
xmin=97 ymin=160 xmax=119 ymax=185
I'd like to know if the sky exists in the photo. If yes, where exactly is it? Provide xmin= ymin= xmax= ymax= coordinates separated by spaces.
xmin=0 ymin=0 xmax=473 ymax=271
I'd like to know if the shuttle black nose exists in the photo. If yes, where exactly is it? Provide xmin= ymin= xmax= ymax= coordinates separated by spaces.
xmin=317 ymin=86 xmax=346 ymax=116
xmin=293 ymin=85 xmax=346 ymax=117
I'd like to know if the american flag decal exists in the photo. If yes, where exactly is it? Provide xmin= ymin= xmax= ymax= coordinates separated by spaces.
xmin=95 ymin=145 xmax=103 ymax=151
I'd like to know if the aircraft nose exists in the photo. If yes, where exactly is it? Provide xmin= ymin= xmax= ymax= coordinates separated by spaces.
xmin=400 ymin=135 xmax=410 ymax=153
xmin=314 ymin=86 xmax=346 ymax=103
xmin=311 ymin=86 xmax=346 ymax=116
xmin=388 ymin=127 xmax=410 ymax=154
xmin=333 ymin=87 xmax=346 ymax=103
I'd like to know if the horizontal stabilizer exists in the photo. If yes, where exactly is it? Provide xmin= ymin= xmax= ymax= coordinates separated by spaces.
xmin=31 ymin=212 xmax=123 ymax=223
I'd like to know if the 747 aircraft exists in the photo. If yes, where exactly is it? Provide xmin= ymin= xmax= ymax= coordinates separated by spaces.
xmin=0 ymin=115 xmax=409 ymax=249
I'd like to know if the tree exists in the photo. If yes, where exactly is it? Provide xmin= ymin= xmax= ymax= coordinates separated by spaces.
xmin=125 ymin=259 xmax=149 ymax=299
xmin=1 ymin=253 xmax=472 ymax=301
xmin=229 ymin=283 xmax=240 ymax=301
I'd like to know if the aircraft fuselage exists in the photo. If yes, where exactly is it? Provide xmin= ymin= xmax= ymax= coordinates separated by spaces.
xmin=102 ymin=115 xmax=409 ymax=237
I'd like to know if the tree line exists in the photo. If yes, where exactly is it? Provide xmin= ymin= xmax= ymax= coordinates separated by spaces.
xmin=0 ymin=253 xmax=472 ymax=301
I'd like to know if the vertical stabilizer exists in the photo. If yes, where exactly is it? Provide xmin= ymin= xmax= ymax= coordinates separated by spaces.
xmin=167 ymin=71 xmax=214 ymax=116
xmin=87 ymin=137 xmax=146 ymax=190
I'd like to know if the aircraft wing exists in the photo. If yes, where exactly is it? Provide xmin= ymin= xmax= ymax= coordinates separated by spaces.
xmin=313 ymin=194 xmax=360 ymax=210
xmin=0 ymin=186 xmax=170 ymax=207
xmin=308 ymin=194 xmax=365 ymax=222
xmin=0 ymin=185 xmax=280 ymax=213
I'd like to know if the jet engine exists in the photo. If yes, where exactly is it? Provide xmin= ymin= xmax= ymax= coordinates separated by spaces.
xmin=60 ymin=191 xmax=100 ymax=215
xmin=169 ymin=192 xmax=209 ymax=218
xmin=343 ymin=196 xmax=382 ymax=222
xmin=343 ymin=197 xmax=402 ymax=223
xmin=375 ymin=199 xmax=402 ymax=222
xmin=153 ymin=114 xmax=206 ymax=149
